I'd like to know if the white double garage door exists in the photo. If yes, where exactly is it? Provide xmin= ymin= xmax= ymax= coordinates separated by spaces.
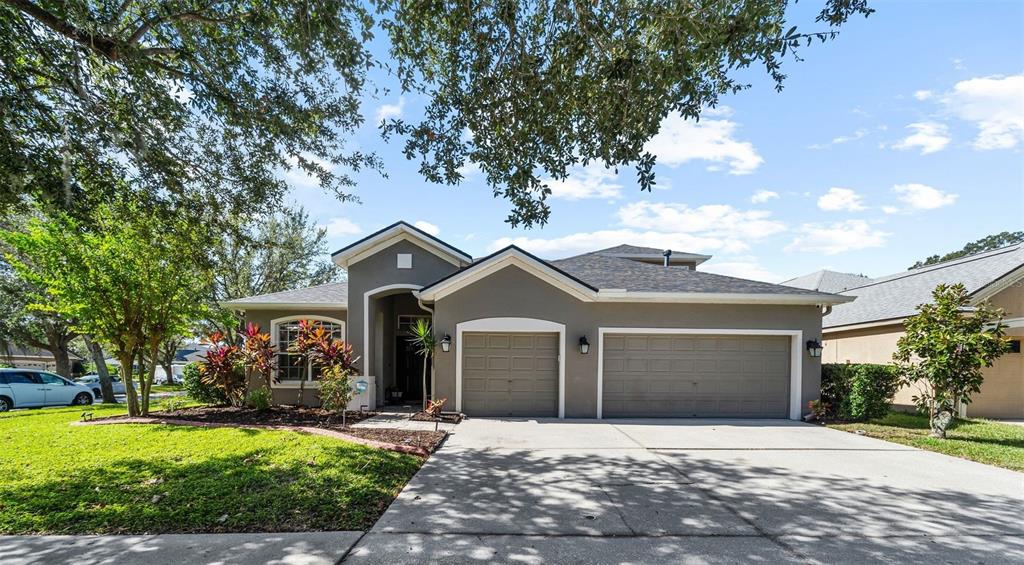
xmin=461 ymin=330 xmax=791 ymax=418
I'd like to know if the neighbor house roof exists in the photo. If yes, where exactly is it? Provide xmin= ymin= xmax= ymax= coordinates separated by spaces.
xmin=824 ymin=243 xmax=1024 ymax=329
xmin=220 ymin=281 xmax=349 ymax=309
xmin=590 ymin=244 xmax=712 ymax=266
xmin=781 ymin=270 xmax=873 ymax=293
xmin=0 ymin=345 xmax=83 ymax=361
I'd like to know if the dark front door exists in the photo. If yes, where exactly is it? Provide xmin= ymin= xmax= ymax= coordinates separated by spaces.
xmin=395 ymin=337 xmax=427 ymax=403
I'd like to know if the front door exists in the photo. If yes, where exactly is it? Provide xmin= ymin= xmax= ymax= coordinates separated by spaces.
xmin=395 ymin=336 xmax=427 ymax=403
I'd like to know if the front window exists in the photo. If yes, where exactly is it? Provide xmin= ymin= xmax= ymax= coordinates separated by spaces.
xmin=276 ymin=319 xmax=345 ymax=383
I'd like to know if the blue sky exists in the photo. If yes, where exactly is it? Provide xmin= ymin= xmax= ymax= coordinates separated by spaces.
xmin=285 ymin=0 xmax=1024 ymax=283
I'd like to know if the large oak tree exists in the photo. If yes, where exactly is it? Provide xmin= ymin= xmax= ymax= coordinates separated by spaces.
xmin=2 ymin=0 xmax=871 ymax=227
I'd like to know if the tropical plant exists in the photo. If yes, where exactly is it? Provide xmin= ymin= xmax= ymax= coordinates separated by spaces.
xmin=894 ymin=284 xmax=1009 ymax=438
xmin=198 ymin=332 xmax=245 ymax=407
xmin=407 ymin=318 xmax=436 ymax=411
xmin=425 ymin=398 xmax=447 ymax=419
xmin=2 ymin=0 xmax=870 ymax=228
xmin=290 ymin=320 xmax=359 ymax=425
xmin=181 ymin=361 xmax=228 ymax=406
xmin=239 ymin=322 xmax=277 ymax=390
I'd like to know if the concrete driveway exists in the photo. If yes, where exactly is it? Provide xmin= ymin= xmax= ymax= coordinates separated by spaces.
xmin=345 ymin=418 xmax=1024 ymax=564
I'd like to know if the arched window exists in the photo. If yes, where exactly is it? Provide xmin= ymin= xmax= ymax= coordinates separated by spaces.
xmin=271 ymin=316 xmax=345 ymax=384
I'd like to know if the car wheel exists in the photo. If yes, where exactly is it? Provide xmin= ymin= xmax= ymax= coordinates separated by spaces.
xmin=73 ymin=392 xmax=93 ymax=406
xmin=0 ymin=397 xmax=10 ymax=412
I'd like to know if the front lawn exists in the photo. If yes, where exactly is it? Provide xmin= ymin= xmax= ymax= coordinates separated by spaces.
xmin=0 ymin=404 xmax=422 ymax=534
xmin=829 ymin=412 xmax=1024 ymax=472
xmin=151 ymin=384 xmax=184 ymax=394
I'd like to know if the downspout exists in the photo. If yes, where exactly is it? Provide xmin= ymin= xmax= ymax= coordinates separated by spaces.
xmin=663 ymin=249 xmax=672 ymax=267
xmin=413 ymin=292 xmax=436 ymax=403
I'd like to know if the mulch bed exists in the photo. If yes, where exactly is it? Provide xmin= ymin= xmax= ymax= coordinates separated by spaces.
xmin=410 ymin=411 xmax=464 ymax=424
xmin=155 ymin=405 xmax=377 ymax=427
xmin=79 ymin=405 xmax=448 ymax=456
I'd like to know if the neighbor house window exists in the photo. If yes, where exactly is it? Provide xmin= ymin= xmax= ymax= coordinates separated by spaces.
xmin=274 ymin=318 xmax=345 ymax=383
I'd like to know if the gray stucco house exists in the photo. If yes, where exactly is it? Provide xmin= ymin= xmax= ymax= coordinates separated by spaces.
xmin=224 ymin=221 xmax=852 ymax=420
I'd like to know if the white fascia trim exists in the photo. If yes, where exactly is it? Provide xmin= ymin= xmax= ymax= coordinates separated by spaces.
xmin=420 ymin=250 xmax=598 ymax=303
xmin=269 ymin=314 xmax=346 ymax=388
xmin=363 ymin=284 xmax=422 ymax=378
xmin=455 ymin=317 xmax=566 ymax=419
xmin=595 ymin=291 xmax=854 ymax=305
xmin=970 ymin=264 xmax=1024 ymax=304
xmin=596 ymin=327 xmax=804 ymax=421
xmin=333 ymin=226 xmax=472 ymax=269
xmin=823 ymin=318 xmax=906 ymax=334
xmin=222 ymin=302 xmax=347 ymax=311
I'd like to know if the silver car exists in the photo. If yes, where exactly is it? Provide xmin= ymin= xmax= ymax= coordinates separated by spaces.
xmin=0 ymin=369 xmax=95 ymax=411
xmin=75 ymin=374 xmax=127 ymax=398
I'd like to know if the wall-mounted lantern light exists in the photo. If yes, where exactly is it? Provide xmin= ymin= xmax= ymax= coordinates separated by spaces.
xmin=806 ymin=339 xmax=823 ymax=358
xmin=578 ymin=335 xmax=590 ymax=354
xmin=440 ymin=334 xmax=451 ymax=353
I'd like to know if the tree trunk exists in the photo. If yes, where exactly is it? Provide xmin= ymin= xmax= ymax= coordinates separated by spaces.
xmin=84 ymin=336 xmax=116 ymax=403
xmin=930 ymin=403 xmax=955 ymax=438
xmin=45 ymin=327 xmax=72 ymax=378
xmin=163 ymin=361 xmax=174 ymax=386
xmin=119 ymin=350 xmax=140 ymax=416
xmin=141 ymin=341 xmax=159 ymax=415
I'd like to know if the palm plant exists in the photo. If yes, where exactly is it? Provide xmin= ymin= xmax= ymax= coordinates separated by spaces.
xmin=407 ymin=318 xmax=436 ymax=411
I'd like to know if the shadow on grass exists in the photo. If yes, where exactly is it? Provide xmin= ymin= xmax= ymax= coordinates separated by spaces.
xmin=0 ymin=425 xmax=420 ymax=535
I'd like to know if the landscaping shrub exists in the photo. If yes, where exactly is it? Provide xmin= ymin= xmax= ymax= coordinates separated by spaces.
xmin=821 ymin=363 xmax=901 ymax=421
xmin=161 ymin=396 xmax=189 ymax=413
xmin=182 ymin=362 xmax=229 ymax=405
xmin=247 ymin=386 xmax=273 ymax=411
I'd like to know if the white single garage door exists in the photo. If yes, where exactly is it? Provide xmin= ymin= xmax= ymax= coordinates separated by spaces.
xmin=462 ymin=332 xmax=559 ymax=417
xmin=602 ymin=334 xmax=790 ymax=418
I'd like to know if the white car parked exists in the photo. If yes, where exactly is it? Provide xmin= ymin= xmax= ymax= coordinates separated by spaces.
xmin=0 ymin=369 xmax=95 ymax=411
xmin=75 ymin=374 xmax=127 ymax=398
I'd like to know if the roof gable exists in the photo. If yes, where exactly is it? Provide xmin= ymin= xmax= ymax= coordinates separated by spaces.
xmin=331 ymin=221 xmax=473 ymax=269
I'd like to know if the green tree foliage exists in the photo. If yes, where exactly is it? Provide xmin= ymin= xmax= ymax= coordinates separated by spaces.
xmin=894 ymin=284 xmax=1009 ymax=438
xmin=2 ymin=0 xmax=871 ymax=228
xmin=911 ymin=231 xmax=1024 ymax=269
xmin=1 ymin=199 xmax=211 ymax=416
xmin=208 ymin=207 xmax=339 ymax=335
xmin=0 ymin=261 xmax=79 ymax=377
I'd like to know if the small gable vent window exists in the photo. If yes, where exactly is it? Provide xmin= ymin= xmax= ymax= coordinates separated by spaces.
xmin=397 ymin=253 xmax=413 ymax=269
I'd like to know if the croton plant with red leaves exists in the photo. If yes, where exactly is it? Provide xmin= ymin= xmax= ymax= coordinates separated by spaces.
xmin=290 ymin=320 xmax=359 ymax=414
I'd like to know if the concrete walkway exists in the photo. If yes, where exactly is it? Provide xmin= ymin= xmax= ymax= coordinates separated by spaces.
xmin=0 ymin=532 xmax=363 ymax=565
xmin=344 ymin=418 xmax=1024 ymax=564
xmin=351 ymin=411 xmax=459 ymax=432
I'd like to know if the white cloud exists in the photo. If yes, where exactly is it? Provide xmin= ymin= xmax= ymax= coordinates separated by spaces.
xmin=375 ymin=97 xmax=405 ymax=123
xmin=701 ymin=259 xmax=784 ymax=283
xmin=320 ymin=217 xmax=361 ymax=237
xmin=617 ymin=201 xmax=787 ymax=242
xmin=891 ymin=122 xmax=951 ymax=154
xmin=488 ymin=200 xmax=788 ymax=257
xmin=702 ymin=105 xmax=735 ymax=117
xmin=750 ymin=190 xmax=779 ymax=204
xmin=546 ymin=163 xmax=623 ymax=200
xmin=881 ymin=205 xmax=900 ymax=215
xmin=913 ymin=90 xmax=934 ymax=101
xmin=413 ymin=220 xmax=440 ymax=236
xmin=817 ymin=187 xmax=866 ymax=212
xmin=942 ymin=74 xmax=1024 ymax=150
xmin=645 ymin=113 xmax=763 ymax=175
xmin=786 ymin=220 xmax=889 ymax=255
xmin=891 ymin=183 xmax=958 ymax=211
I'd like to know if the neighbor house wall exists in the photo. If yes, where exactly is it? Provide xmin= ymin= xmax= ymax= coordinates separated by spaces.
xmin=822 ymin=280 xmax=1024 ymax=418
xmin=431 ymin=264 xmax=825 ymax=418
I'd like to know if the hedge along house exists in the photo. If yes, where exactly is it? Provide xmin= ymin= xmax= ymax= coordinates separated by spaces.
xmin=223 ymin=221 xmax=854 ymax=419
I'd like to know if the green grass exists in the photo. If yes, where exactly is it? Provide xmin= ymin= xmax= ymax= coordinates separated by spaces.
xmin=151 ymin=384 xmax=184 ymax=394
xmin=0 ymin=404 xmax=422 ymax=534
xmin=829 ymin=412 xmax=1024 ymax=472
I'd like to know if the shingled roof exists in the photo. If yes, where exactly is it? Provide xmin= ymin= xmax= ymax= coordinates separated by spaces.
xmin=551 ymin=252 xmax=835 ymax=296
xmin=781 ymin=270 xmax=873 ymax=293
xmin=221 ymin=281 xmax=349 ymax=308
xmin=824 ymin=243 xmax=1024 ymax=329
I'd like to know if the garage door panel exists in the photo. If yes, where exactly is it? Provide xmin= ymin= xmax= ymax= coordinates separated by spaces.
xmin=603 ymin=334 xmax=789 ymax=418
xmin=462 ymin=331 xmax=558 ymax=417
